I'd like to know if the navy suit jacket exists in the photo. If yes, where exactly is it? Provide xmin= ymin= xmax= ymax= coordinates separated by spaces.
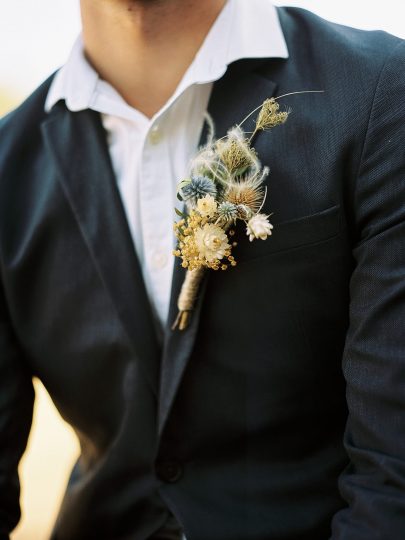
xmin=0 ymin=7 xmax=405 ymax=540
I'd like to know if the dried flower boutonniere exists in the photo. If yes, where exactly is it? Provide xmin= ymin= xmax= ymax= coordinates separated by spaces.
xmin=171 ymin=92 xmax=319 ymax=330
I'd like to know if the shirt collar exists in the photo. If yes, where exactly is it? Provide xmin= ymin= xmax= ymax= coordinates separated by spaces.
xmin=186 ymin=0 xmax=288 ymax=85
xmin=45 ymin=0 xmax=288 ymax=116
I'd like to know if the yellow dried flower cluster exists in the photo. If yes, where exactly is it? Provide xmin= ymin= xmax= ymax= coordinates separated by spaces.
xmin=173 ymin=211 xmax=237 ymax=271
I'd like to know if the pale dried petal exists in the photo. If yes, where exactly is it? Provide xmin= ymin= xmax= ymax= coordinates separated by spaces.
xmin=195 ymin=224 xmax=230 ymax=262
xmin=197 ymin=195 xmax=218 ymax=218
xmin=246 ymin=214 xmax=273 ymax=242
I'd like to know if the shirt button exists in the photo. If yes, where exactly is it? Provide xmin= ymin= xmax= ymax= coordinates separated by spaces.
xmin=155 ymin=460 xmax=183 ymax=483
xmin=151 ymin=251 xmax=168 ymax=269
xmin=148 ymin=124 xmax=163 ymax=145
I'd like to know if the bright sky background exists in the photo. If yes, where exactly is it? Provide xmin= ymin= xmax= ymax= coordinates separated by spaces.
xmin=1 ymin=0 xmax=404 ymax=100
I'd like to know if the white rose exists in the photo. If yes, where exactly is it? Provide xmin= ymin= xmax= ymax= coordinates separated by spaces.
xmin=246 ymin=214 xmax=273 ymax=242
xmin=194 ymin=223 xmax=230 ymax=262
xmin=197 ymin=194 xmax=218 ymax=218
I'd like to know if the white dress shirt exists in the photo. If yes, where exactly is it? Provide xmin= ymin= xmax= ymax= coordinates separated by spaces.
xmin=45 ymin=0 xmax=288 ymax=333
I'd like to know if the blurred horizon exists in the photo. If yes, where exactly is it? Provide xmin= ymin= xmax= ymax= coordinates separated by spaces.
xmin=1 ymin=0 xmax=404 ymax=109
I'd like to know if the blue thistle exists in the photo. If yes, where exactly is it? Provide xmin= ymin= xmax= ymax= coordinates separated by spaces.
xmin=217 ymin=201 xmax=238 ymax=222
xmin=181 ymin=175 xmax=217 ymax=206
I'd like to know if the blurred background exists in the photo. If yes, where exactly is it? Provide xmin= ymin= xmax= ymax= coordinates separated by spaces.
xmin=1 ymin=1 xmax=404 ymax=539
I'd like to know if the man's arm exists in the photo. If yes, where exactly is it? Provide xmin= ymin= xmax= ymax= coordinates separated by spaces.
xmin=331 ymin=40 xmax=405 ymax=539
xmin=0 ymin=279 xmax=34 ymax=539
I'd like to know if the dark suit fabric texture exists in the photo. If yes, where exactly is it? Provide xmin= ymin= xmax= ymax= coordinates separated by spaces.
xmin=0 ymin=7 xmax=405 ymax=540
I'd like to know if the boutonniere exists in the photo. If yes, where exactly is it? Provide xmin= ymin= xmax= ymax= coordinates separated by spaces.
xmin=171 ymin=92 xmax=319 ymax=330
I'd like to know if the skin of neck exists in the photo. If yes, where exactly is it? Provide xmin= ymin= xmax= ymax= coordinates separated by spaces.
xmin=80 ymin=0 xmax=227 ymax=118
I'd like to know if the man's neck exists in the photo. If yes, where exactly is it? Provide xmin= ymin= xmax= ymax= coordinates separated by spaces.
xmin=80 ymin=0 xmax=227 ymax=118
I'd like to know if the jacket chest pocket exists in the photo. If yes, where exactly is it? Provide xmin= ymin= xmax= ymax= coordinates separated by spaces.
xmin=233 ymin=204 xmax=342 ymax=263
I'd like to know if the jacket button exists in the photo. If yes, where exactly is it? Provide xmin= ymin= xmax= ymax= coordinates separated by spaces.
xmin=155 ymin=460 xmax=183 ymax=483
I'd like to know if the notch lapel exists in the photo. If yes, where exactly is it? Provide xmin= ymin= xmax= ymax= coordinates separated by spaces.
xmin=41 ymin=106 xmax=161 ymax=395
xmin=158 ymin=60 xmax=279 ymax=435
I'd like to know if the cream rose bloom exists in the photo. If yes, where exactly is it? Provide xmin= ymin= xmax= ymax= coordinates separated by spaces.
xmin=194 ymin=223 xmax=230 ymax=262
xmin=197 ymin=194 xmax=218 ymax=217
xmin=246 ymin=213 xmax=273 ymax=241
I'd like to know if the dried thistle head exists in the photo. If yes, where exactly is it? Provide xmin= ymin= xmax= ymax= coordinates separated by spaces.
xmin=217 ymin=201 xmax=238 ymax=222
xmin=216 ymin=126 xmax=259 ymax=175
xmin=225 ymin=178 xmax=264 ymax=214
xmin=226 ymin=184 xmax=263 ymax=213
xmin=255 ymin=98 xmax=290 ymax=132
xmin=224 ymin=167 xmax=269 ymax=215
xmin=181 ymin=175 xmax=217 ymax=207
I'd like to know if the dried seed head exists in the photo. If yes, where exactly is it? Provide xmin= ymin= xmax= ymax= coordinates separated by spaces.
xmin=216 ymin=137 xmax=258 ymax=175
xmin=226 ymin=183 xmax=264 ymax=214
xmin=255 ymin=98 xmax=290 ymax=132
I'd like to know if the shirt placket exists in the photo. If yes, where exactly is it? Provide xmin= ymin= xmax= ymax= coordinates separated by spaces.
xmin=139 ymin=117 xmax=175 ymax=327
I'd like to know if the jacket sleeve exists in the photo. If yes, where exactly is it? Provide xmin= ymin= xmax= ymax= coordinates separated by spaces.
xmin=330 ymin=41 xmax=405 ymax=539
xmin=0 ymin=279 xmax=34 ymax=538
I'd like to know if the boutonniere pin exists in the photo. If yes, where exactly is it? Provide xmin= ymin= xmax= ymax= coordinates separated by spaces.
xmin=171 ymin=91 xmax=320 ymax=330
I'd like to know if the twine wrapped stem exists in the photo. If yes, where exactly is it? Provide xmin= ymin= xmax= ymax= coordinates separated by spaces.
xmin=171 ymin=267 xmax=206 ymax=331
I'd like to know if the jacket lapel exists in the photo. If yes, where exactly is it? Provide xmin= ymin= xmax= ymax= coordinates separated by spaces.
xmin=41 ymin=106 xmax=161 ymax=396
xmin=158 ymin=60 xmax=279 ymax=435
